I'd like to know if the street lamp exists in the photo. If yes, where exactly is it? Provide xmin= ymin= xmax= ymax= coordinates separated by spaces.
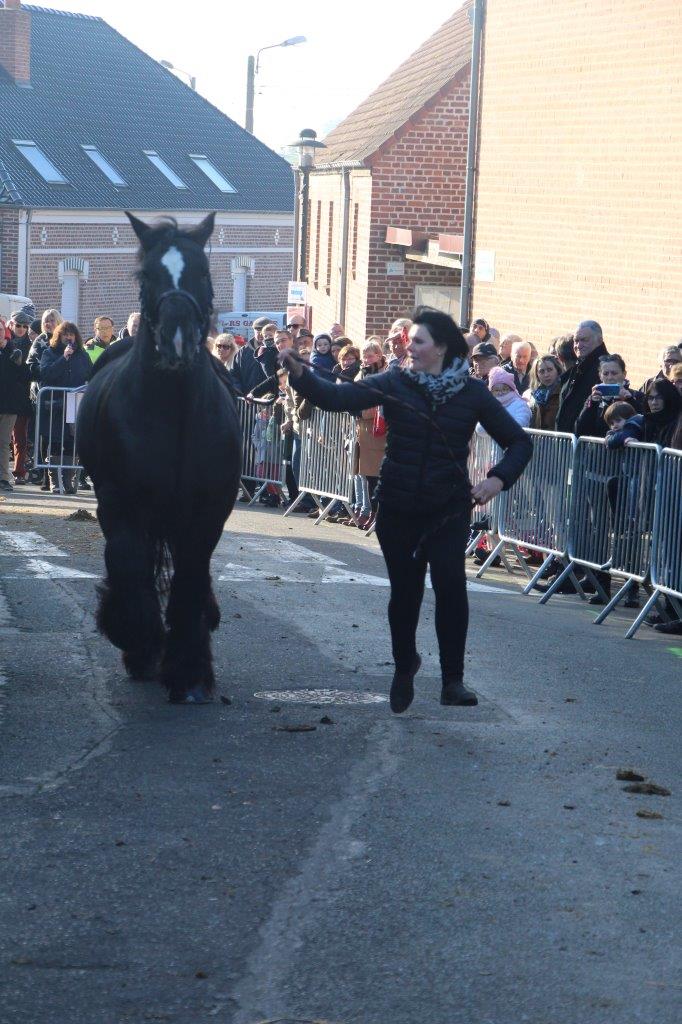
xmin=245 ymin=36 xmax=306 ymax=134
xmin=289 ymin=129 xmax=326 ymax=281
xmin=160 ymin=59 xmax=196 ymax=91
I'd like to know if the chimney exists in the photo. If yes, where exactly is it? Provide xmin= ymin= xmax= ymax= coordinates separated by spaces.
xmin=0 ymin=0 xmax=32 ymax=87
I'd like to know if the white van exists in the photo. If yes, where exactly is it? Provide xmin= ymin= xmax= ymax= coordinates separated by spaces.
xmin=0 ymin=293 xmax=33 ymax=323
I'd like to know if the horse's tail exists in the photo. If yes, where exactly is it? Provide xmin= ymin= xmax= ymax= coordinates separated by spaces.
xmin=154 ymin=538 xmax=173 ymax=601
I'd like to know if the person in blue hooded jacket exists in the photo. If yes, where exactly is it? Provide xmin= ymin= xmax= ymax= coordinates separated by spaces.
xmin=309 ymin=333 xmax=336 ymax=377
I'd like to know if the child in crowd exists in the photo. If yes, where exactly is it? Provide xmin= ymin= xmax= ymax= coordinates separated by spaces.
xmin=477 ymin=366 xmax=531 ymax=431
xmin=604 ymin=401 xmax=643 ymax=448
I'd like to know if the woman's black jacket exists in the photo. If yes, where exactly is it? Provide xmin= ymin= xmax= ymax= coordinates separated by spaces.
xmin=0 ymin=344 xmax=31 ymax=416
xmin=291 ymin=364 xmax=532 ymax=515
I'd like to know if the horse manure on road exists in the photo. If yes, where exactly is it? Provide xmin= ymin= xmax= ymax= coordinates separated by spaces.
xmin=623 ymin=781 xmax=671 ymax=796
xmin=616 ymin=768 xmax=647 ymax=782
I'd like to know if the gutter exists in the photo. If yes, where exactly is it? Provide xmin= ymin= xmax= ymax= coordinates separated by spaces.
xmin=17 ymin=208 xmax=31 ymax=297
xmin=459 ymin=0 xmax=485 ymax=330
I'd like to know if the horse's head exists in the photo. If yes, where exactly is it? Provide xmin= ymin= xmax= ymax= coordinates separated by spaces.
xmin=126 ymin=211 xmax=216 ymax=369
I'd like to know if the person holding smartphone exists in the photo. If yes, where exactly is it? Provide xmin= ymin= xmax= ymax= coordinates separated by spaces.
xmin=575 ymin=353 xmax=645 ymax=438
xmin=39 ymin=321 xmax=91 ymax=493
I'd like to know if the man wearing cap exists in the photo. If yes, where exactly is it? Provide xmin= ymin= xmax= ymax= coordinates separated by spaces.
xmin=470 ymin=342 xmax=500 ymax=383
xmin=7 ymin=311 xmax=33 ymax=484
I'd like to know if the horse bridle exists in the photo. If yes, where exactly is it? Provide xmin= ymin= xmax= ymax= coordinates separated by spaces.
xmin=144 ymin=288 xmax=211 ymax=340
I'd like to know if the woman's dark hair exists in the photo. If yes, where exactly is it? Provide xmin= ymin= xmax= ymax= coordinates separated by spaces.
xmin=50 ymin=320 xmax=83 ymax=350
xmin=599 ymin=352 xmax=626 ymax=373
xmin=472 ymin=317 xmax=490 ymax=342
xmin=411 ymin=306 xmax=469 ymax=368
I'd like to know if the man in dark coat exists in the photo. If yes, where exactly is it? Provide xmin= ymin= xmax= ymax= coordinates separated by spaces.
xmin=0 ymin=334 xmax=31 ymax=490
xmin=7 ymin=310 xmax=33 ymax=484
xmin=555 ymin=320 xmax=609 ymax=433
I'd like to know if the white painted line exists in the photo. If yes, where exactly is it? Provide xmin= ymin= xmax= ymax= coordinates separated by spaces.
xmin=0 ymin=590 xmax=12 ymax=626
xmin=0 ymin=530 xmax=67 ymax=557
xmin=18 ymin=559 xmax=97 ymax=580
xmin=466 ymin=580 xmax=518 ymax=594
xmin=254 ymin=688 xmax=388 ymax=705
xmin=320 ymin=567 xmax=391 ymax=586
xmin=229 ymin=537 xmax=346 ymax=567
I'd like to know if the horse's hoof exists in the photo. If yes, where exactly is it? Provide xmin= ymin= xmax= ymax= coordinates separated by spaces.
xmin=168 ymin=686 xmax=213 ymax=705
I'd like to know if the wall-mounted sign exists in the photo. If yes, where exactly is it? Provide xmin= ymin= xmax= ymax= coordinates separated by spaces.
xmin=386 ymin=261 xmax=405 ymax=277
xmin=288 ymin=281 xmax=307 ymax=305
xmin=474 ymin=249 xmax=496 ymax=283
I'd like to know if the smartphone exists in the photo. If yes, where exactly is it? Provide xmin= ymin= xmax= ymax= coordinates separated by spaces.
xmin=595 ymin=383 xmax=621 ymax=398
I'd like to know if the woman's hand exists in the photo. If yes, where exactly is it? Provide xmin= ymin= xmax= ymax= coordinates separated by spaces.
xmin=64 ymin=343 xmax=74 ymax=361
xmin=279 ymin=350 xmax=305 ymax=380
xmin=471 ymin=475 xmax=504 ymax=505
xmin=619 ymin=387 xmax=632 ymax=399
xmin=589 ymin=386 xmax=602 ymax=403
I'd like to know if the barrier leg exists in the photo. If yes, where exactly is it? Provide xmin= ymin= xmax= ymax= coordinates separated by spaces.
xmin=475 ymin=539 xmax=505 ymax=578
xmin=625 ymin=588 xmax=661 ymax=640
xmin=523 ymin=554 xmax=554 ymax=595
xmin=582 ymin=567 xmax=610 ymax=604
xmin=538 ymin=561 xmax=577 ymax=605
xmin=593 ymin=579 xmax=634 ymax=626
xmin=509 ymin=544 xmax=533 ymax=580
xmin=282 ymin=491 xmax=305 ymax=517
xmin=465 ymin=528 xmax=486 ymax=556
xmin=248 ymin=482 xmax=268 ymax=505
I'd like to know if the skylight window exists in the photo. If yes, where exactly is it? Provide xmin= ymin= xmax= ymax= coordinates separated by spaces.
xmin=82 ymin=145 xmax=127 ymax=186
xmin=189 ymin=155 xmax=236 ymax=193
xmin=143 ymin=150 xmax=188 ymax=189
xmin=13 ymin=141 xmax=67 ymax=184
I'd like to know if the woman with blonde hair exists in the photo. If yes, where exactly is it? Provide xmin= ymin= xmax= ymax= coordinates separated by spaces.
xmin=213 ymin=332 xmax=237 ymax=369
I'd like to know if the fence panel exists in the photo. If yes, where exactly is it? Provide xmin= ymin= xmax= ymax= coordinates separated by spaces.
xmin=237 ymin=397 xmax=287 ymax=502
xmin=284 ymin=406 xmax=356 ymax=521
xmin=33 ymin=385 xmax=87 ymax=492
xmin=650 ymin=448 xmax=682 ymax=603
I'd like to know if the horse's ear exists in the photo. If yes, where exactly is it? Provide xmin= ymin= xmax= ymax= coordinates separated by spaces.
xmin=187 ymin=212 xmax=216 ymax=249
xmin=125 ymin=211 xmax=152 ymax=248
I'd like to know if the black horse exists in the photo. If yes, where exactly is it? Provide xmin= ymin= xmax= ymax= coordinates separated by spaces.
xmin=77 ymin=212 xmax=241 ymax=703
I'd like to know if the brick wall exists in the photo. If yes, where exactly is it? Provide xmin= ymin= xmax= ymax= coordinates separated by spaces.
xmin=304 ymin=173 xmax=346 ymax=337
xmin=23 ymin=215 xmax=292 ymax=336
xmin=472 ymin=0 xmax=682 ymax=386
xmin=305 ymin=71 xmax=470 ymax=344
xmin=0 ymin=208 xmax=20 ymax=295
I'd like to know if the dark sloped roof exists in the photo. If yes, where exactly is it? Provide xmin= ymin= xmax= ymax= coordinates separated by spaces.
xmin=320 ymin=2 xmax=473 ymax=165
xmin=0 ymin=3 xmax=294 ymax=212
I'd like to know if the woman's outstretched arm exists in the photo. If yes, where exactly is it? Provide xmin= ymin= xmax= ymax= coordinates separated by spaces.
xmin=281 ymin=352 xmax=390 ymax=414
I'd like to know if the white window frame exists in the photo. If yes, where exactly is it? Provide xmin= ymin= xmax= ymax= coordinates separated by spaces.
xmin=189 ymin=154 xmax=236 ymax=193
xmin=143 ymin=150 xmax=188 ymax=189
xmin=81 ymin=145 xmax=127 ymax=186
xmin=13 ymin=140 xmax=68 ymax=184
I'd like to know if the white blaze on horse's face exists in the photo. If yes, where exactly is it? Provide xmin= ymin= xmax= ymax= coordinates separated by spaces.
xmin=160 ymin=245 xmax=186 ymax=357
xmin=160 ymin=246 xmax=185 ymax=290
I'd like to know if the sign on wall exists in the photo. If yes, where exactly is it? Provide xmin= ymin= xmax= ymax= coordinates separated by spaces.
xmin=287 ymin=281 xmax=307 ymax=305
xmin=386 ymin=261 xmax=405 ymax=277
xmin=474 ymin=249 xmax=496 ymax=283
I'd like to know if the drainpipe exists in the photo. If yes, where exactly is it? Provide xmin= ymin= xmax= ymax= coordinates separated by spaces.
xmin=459 ymin=0 xmax=485 ymax=331
xmin=338 ymin=167 xmax=351 ymax=326
xmin=17 ymin=208 xmax=31 ymax=297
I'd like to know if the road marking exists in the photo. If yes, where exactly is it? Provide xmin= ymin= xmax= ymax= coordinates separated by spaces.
xmin=320 ymin=567 xmax=390 ymax=586
xmin=0 ymin=530 xmax=67 ymax=557
xmin=229 ymin=536 xmax=346 ymax=566
xmin=6 ymin=559 xmax=97 ymax=580
xmin=254 ymin=688 xmax=388 ymax=705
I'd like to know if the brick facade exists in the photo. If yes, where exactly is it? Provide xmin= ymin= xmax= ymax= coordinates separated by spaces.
xmin=471 ymin=0 xmax=682 ymax=386
xmin=1 ymin=211 xmax=292 ymax=334
xmin=305 ymin=71 xmax=470 ymax=344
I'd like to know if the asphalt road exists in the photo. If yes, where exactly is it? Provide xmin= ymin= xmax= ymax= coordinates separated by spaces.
xmin=0 ymin=487 xmax=680 ymax=1024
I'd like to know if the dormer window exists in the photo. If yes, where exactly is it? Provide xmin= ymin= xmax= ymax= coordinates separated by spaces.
xmin=189 ymin=155 xmax=236 ymax=193
xmin=13 ymin=140 xmax=67 ymax=183
xmin=143 ymin=150 xmax=188 ymax=189
xmin=81 ymin=145 xmax=126 ymax=186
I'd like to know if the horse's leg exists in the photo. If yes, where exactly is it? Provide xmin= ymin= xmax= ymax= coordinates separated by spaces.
xmin=96 ymin=487 xmax=165 ymax=680
xmin=161 ymin=511 xmax=224 ymax=704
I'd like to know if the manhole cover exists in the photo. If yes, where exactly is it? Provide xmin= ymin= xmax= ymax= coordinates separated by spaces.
xmin=254 ymin=688 xmax=387 ymax=705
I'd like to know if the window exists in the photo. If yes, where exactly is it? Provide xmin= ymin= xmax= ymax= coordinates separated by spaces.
xmin=13 ymin=141 xmax=67 ymax=183
xmin=351 ymin=203 xmax=359 ymax=279
xmin=189 ymin=155 xmax=236 ymax=193
xmin=81 ymin=145 xmax=126 ymax=186
xmin=143 ymin=150 xmax=188 ymax=189
xmin=325 ymin=201 xmax=334 ymax=292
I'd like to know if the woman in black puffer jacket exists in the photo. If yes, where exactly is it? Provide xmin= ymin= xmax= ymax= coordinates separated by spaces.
xmin=283 ymin=307 xmax=532 ymax=713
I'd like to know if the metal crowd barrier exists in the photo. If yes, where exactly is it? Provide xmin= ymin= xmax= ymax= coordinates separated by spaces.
xmin=630 ymin=447 xmax=682 ymax=637
xmin=466 ymin=430 xmax=529 ymax=577
xmin=237 ymin=396 xmax=287 ymax=504
xmin=284 ymin=406 xmax=357 ymax=524
xmin=33 ymin=385 xmax=87 ymax=494
xmin=486 ymin=429 xmax=577 ymax=592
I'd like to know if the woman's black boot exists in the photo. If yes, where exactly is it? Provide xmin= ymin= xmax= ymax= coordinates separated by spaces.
xmin=440 ymin=678 xmax=478 ymax=706
xmin=390 ymin=654 xmax=421 ymax=714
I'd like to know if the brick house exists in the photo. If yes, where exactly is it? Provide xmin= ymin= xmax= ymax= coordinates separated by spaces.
xmin=470 ymin=0 xmax=682 ymax=384
xmin=0 ymin=1 xmax=294 ymax=336
xmin=299 ymin=2 xmax=472 ymax=342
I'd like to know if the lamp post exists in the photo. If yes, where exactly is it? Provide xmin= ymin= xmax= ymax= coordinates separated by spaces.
xmin=289 ymin=129 xmax=326 ymax=282
xmin=245 ymin=35 xmax=306 ymax=134
xmin=160 ymin=59 xmax=196 ymax=90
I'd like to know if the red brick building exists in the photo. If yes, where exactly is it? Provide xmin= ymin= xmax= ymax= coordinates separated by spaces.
xmin=299 ymin=3 xmax=472 ymax=342
xmin=470 ymin=0 xmax=682 ymax=383
xmin=0 ymin=2 xmax=294 ymax=336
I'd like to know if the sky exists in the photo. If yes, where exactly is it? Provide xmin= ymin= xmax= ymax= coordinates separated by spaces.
xmin=36 ymin=0 xmax=463 ymax=155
